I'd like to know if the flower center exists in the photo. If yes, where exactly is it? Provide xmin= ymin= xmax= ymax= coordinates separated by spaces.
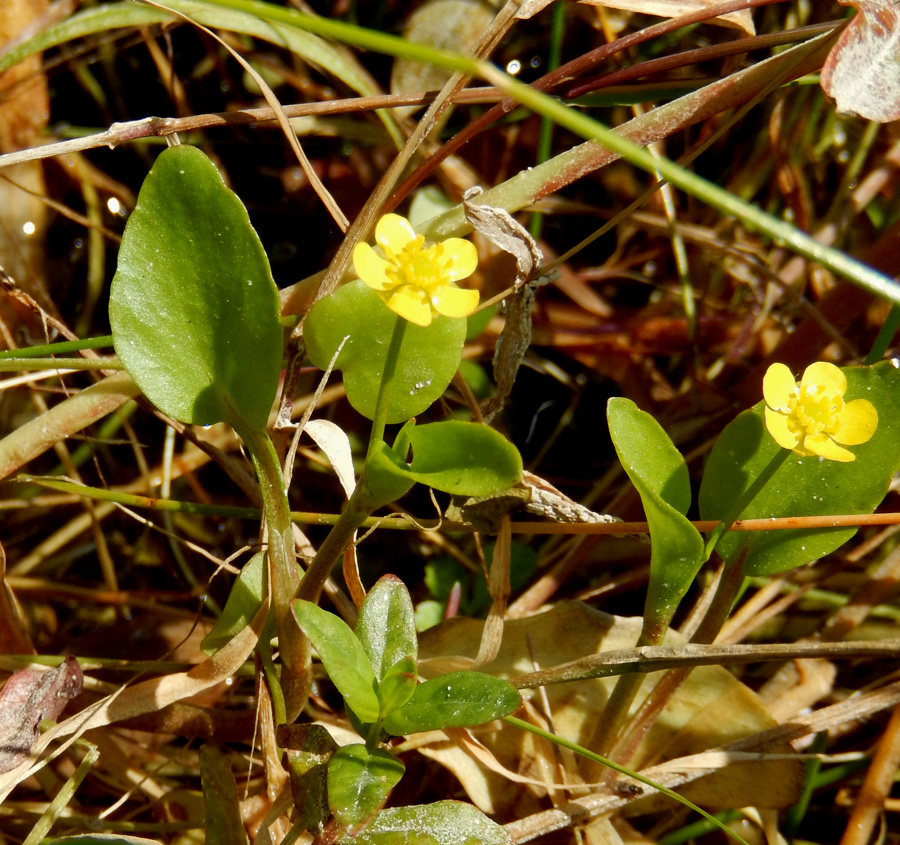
xmin=385 ymin=237 xmax=448 ymax=299
xmin=786 ymin=383 xmax=843 ymax=438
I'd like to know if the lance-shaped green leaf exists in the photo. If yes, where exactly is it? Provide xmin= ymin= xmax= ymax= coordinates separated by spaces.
xmin=304 ymin=281 xmax=466 ymax=423
xmin=383 ymin=671 xmax=520 ymax=735
xmin=356 ymin=575 xmax=417 ymax=681
xmin=292 ymin=600 xmax=379 ymax=723
xmin=699 ymin=361 xmax=900 ymax=576
xmin=279 ymin=723 xmax=338 ymax=835
xmin=110 ymin=145 xmax=282 ymax=430
xmin=365 ymin=420 xmax=523 ymax=503
xmin=327 ymin=744 xmax=405 ymax=832
xmin=607 ymin=398 xmax=704 ymax=639
xmin=200 ymin=744 xmax=248 ymax=845
xmin=201 ymin=552 xmax=265 ymax=655
xmin=344 ymin=801 xmax=511 ymax=845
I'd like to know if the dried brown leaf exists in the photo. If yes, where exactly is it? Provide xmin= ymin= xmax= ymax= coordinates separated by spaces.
xmin=515 ymin=0 xmax=754 ymax=34
xmin=0 ymin=655 xmax=83 ymax=773
xmin=418 ymin=603 xmax=803 ymax=815
xmin=821 ymin=0 xmax=900 ymax=122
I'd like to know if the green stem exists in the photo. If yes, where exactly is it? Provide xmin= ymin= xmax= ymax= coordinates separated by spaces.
xmin=257 ymin=630 xmax=287 ymax=729
xmin=295 ymin=488 xmax=370 ymax=604
xmin=607 ymin=547 xmax=749 ymax=770
xmin=238 ymin=423 xmax=310 ymax=721
xmin=599 ymin=449 xmax=790 ymax=755
xmin=298 ymin=316 xmax=409 ymax=604
xmin=591 ymin=665 xmax=649 ymax=757
xmin=528 ymin=1 xmax=565 ymax=242
xmin=0 ymin=334 xmax=113 ymax=359
xmin=690 ymin=548 xmax=749 ymax=644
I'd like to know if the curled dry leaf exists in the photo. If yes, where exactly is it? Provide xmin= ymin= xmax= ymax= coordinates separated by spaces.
xmin=0 ymin=655 xmax=83 ymax=774
xmin=821 ymin=0 xmax=900 ymax=122
xmin=304 ymin=418 xmax=356 ymax=500
xmin=462 ymin=186 xmax=550 ymax=420
xmin=515 ymin=0 xmax=754 ymax=34
xmin=463 ymin=187 xmax=542 ymax=292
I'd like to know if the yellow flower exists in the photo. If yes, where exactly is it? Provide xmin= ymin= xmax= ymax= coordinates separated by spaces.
xmin=763 ymin=362 xmax=877 ymax=462
xmin=352 ymin=214 xmax=479 ymax=327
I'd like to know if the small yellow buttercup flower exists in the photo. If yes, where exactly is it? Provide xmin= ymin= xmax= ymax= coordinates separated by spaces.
xmin=353 ymin=214 xmax=479 ymax=327
xmin=763 ymin=362 xmax=877 ymax=462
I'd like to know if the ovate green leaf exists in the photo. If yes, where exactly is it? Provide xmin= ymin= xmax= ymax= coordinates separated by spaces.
xmin=304 ymin=281 xmax=466 ymax=423
xmin=365 ymin=421 xmax=523 ymax=502
xmin=699 ymin=361 xmax=900 ymax=575
xmin=356 ymin=575 xmax=417 ymax=681
xmin=383 ymin=671 xmax=520 ymax=735
xmin=327 ymin=744 xmax=405 ymax=831
xmin=377 ymin=656 xmax=418 ymax=715
xmin=343 ymin=800 xmax=511 ymax=845
xmin=292 ymin=600 xmax=379 ymax=723
xmin=110 ymin=146 xmax=282 ymax=430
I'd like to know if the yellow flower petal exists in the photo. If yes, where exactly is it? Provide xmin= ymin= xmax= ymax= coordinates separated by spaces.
xmin=432 ymin=284 xmax=480 ymax=319
xmin=376 ymin=213 xmax=416 ymax=254
xmin=763 ymin=363 xmax=797 ymax=409
xmin=438 ymin=239 xmax=479 ymax=282
xmin=764 ymin=407 xmax=799 ymax=450
xmin=353 ymin=243 xmax=391 ymax=290
xmin=803 ymin=433 xmax=855 ymax=462
xmin=833 ymin=398 xmax=878 ymax=445
xmin=356 ymin=213 xmax=480 ymax=326
xmin=801 ymin=361 xmax=846 ymax=397
xmin=387 ymin=288 xmax=432 ymax=326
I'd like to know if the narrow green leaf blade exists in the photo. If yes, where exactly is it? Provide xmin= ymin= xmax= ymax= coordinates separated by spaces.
xmin=383 ymin=672 xmax=520 ymax=735
xmin=200 ymin=745 xmax=249 ymax=845
xmin=356 ymin=575 xmax=417 ymax=681
xmin=292 ymin=600 xmax=379 ymax=723
xmin=327 ymin=744 xmax=405 ymax=832
xmin=110 ymin=145 xmax=282 ymax=430
xmin=201 ymin=552 xmax=265 ymax=654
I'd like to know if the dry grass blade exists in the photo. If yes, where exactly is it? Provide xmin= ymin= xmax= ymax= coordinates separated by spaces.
xmin=3 ymin=2 xmax=900 ymax=842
